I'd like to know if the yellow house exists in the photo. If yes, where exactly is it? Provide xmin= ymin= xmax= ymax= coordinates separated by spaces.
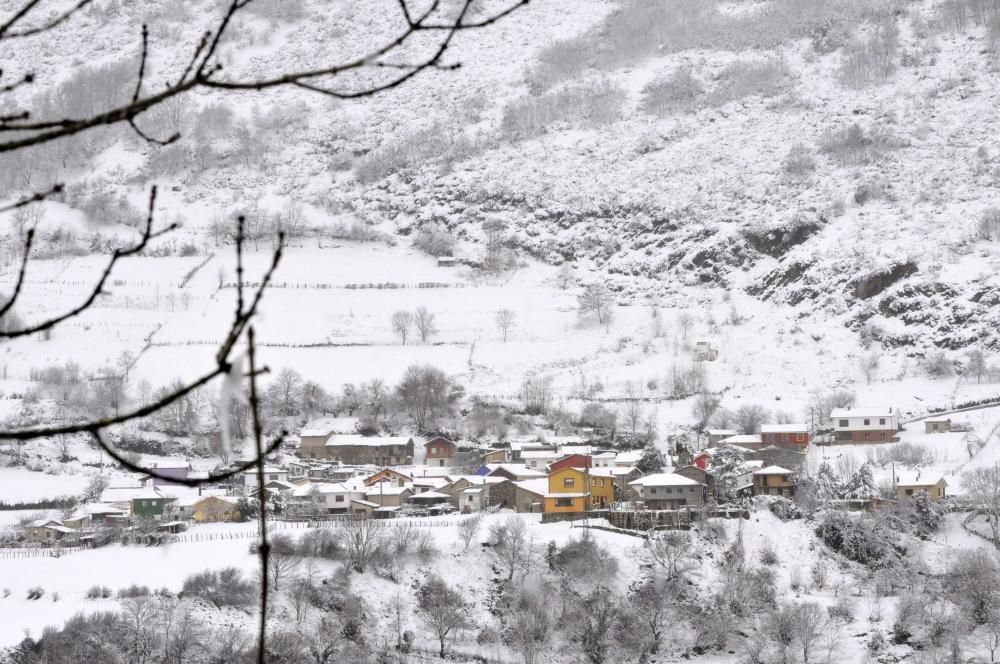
xmin=543 ymin=467 xmax=615 ymax=513
xmin=192 ymin=496 xmax=242 ymax=523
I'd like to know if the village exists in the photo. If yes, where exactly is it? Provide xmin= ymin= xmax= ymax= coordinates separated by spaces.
xmin=12 ymin=403 xmax=961 ymax=549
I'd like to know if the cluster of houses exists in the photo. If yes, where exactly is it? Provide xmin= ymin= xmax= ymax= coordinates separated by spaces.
xmin=24 ymin=406 xmax=952 ymax=544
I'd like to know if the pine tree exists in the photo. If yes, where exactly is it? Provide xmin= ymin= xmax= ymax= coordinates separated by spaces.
xmin=843 ymin=462 xmax=880 ymax=501
xmin=814 ymin=461 xmax=844 ymax=501
xmin=913 ymin=489 xmax=941 ymax=535
xmin=636 ymin=443 xmax=666 ymax=474
xmin=711 ymin=444 xmax=748 ymax=502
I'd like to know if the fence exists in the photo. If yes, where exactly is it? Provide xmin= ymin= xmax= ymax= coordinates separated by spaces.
xmin=0 ymin=546 xmax=83 ymax=560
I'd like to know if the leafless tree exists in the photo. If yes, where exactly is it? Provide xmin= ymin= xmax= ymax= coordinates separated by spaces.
xmin=418 ymin=575 xmax=469 ymax=658
xmin=508 ymin=587 xmax=550 ymax=664
xmin=627 ymin=576 xmax=679 ymax=654
xmin=677 ymin=311 xmax=694 ymax=339
xmin=267 ymin=367 xmax=303 ymax=416
xmin=645 ymin=531 xmax=696 ymax=580
xmin=495 ymin=307 xmax=516 ymax=342
xmin=858 ymin=351 xmax=881 ymax=384
xmin=691 ymin=392 xmax=721 ymax=431
xmin=340 ymin=517 xmax=386 ymax=573
xmin=734 ymin=403 xmax=770 ymax=434
xmin=967 ymin=349 xmax=988 ymax=383
xmin=489 ymin=515 xmax=530 ymax=581
xmin=392 ymin=310 xmax=414 ymax=345
xmin=963 ymin=464 xmax=1000 ymax=549
xmin=520 ymin=374 xmax=554 ymax=415
xmin=577 ymin=283 xmax=614 ymax=325
xmin=457 ymin=512 xmax=484 ymax=551
xmin=266 ymin=533 xmax=301 ymax=591
xmin=414 ymin=306 xmax=438 ymax=343
xmin=794 ymin=602 xmax=826 ymax=663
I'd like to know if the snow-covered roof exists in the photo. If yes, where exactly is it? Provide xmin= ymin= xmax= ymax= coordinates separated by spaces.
xmin=615 ymin=450 xmax=643 ymax=463
xmin=760 ymin=423 xmax=808 ymax=433
xmin=924 ymin=417 xmax=952 ymax=423
xmin=46 ymin=525 xmax=75 ymax=534
xmin=461 ymin=487 xmax=484 ymax=495
xmin=521 ymin=450 xmax=560 ymax=459
xmin=366 ymin=485 xmax=411 ymax=496
xmin=243 ymin=466 xmax=285 ymax=475
xmin=409 ymin=490 xmax=451 ymax=500
xmin=299 ymin=428 xmax=334 ymax=438
xmin=720 ymin=434 xmax=762 ymax=444
xmin=70 ymin=503 xmax=124 ymax=518
xmin=559 ymin=445 xmax=593 ymax=456
xmin=149 ymin=461 xmax=190 ymax=469
xmin=894 ymin=472 xmax=947 ymax=487
xmin=707 ymin=429 xmax=738 ymax=436
xmin=351 ymin=499 xmax=380 ymax=508
xmin=629 ymin=473 xmax=702 ymax=487
xmin=753 ymin=466 xmax=793 ymax=475
xmin=830 ymin=408 xmax=894 ymax=418
xmin=412 ymin=477 xmax=450 ymax=488
xmin=31 ymin=518 xmax=63 ymax=528
xmin=325 ymin=434 xmax=412 ymax=447
xmin=265 ymin=480 xmax=297 ymax=491
xmin=592 ymin=451 xmax=616 ymax=459
xmin=488 ymin=464 xmax=545 ymax=477
xmin=513 ymin=479 xmax=548 ymax=496
xmin=100 ymin=485 xmax=144 ymax=502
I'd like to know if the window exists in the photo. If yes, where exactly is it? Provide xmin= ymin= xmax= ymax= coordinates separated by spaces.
xmin=838 ymin=420 xmax=848 ymax=427
xmin=879 ymin=432 xmax=885 ymax=439
xmin=335 ymin=495 xmax=344 ymax=502
xmin=650 ymin=488 xmax=657 ymax=494
xmin=863 ymin=419 xmax=870 ymax=425
xmin=555 ymin=498 xmax=574 ymax=507
xmin=600 ymin=479 xmax=606 ymax=487
xmin=665 ymin=487 xmax=673 ymax=494
xmin=564 ymin=478 xmax=575 ymax=488
xmin=864 ymin=432 xmax=871 ymax=439
xmin=905 ymin=489 xmax=913 ymax=496
xmin=879 ymin=418 xmax=886 ymax=425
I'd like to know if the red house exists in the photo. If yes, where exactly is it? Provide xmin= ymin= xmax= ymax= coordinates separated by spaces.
xmin=693 ymin=451 xmax=713 ymax=470
xmin=547 ymin=453 xmax=592 ymax=473
xmin=425 ymin=436 xmax=457 ymax=467
xmin=760 ymin=424 xmax=809 ymax=449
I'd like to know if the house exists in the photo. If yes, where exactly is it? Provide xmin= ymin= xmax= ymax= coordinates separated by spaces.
xmin=543 ymin=467 xmax=615 ymax=513
xmin=614 ymin=450 xmax=643 ymax=468
xmin=407 ymin=490 xmax=454 ymax=508
xmin=483 ymin=449 xmax=507 ymax=464
xmin=485 ymin=465 xmax=546 ymax=482
xmin=63 ymin=503 xmax=125 ymax=529
xmin=548 ymin=453 xmax=593 ymax=473
xmin=27 ymin=519 xmax=75 ymax=544
xmin=760 ymin=424 xmax=810 ymax=449
xmin=192 ymin=496 xmax=242 ymax=523
xmin=366 ymin=485 xmax=413 ymax=508
xmin=459 ymin=487 xmax=490 ymax=512
xmin=140 ymin=461 xmax=191 ymax=487
xmin=131 ymin=488 xmax=173 ymax=518
xmin=747 ymin=446 xmax=807 ymax=471
xmin=719 ymin=434 xmax=764 ymax=450
xmin=591 ymin=452 xmax=617 ymax=468
xmin=628 ymin=473 xmax=705 ymax=509
xmin=364 ymin=468 xmax=412 ymax=488
xmin=522 ymin=449 xmax=560 ymax=471
xmin=298 ymin=427 xmax=334 ymax=459
xmin=437 ymin=256 xmax=457 ymax=267
xmin=488 ymin=478 xmax=547 ymax=512
xmin=293 ymin=480 xmax=369 ymax=513
xmin=411 ymin=476 xmax=450 ymax=493
xmin=895 ymin=473 xmax=948 ymax=501
xmin=830 ymin=408 xmax=899 ymax=443
xmin=350 ymin=499 xmax=380 ymax=516
xmin=425 ymin=436 xmax=457 ymax=467
xmin=924 ymin=418 xmax=951 ymax=434
xmin=242 ymin=466 xmax=290 ymax=491
xmin=706 ymin=429 xmax=738 ymax=445
xmin=752 ymin=466 xmax=794 ymax=497
xmin=100 ymin=485 xmax=145 ymax=512
xmin=694 ymin=341 xmax=718 ymax=361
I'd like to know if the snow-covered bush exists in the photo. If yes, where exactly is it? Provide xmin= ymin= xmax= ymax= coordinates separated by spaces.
xmin=180 ymin=568 xmax=256 ymax=607
xmin=706 ymin=58 xmax=793 ymax=107
xmin=782 ymin=143 xmax=816 ymax=179
xmin=815 ymin=510 xmax=904 ymax=568
xmin=85 ymin=585 xmax=112 ymax=599
xmin=640 ymin=66 xmax=703 ymax=116
xmin=501 ymin=79 xmax=625 ymax=141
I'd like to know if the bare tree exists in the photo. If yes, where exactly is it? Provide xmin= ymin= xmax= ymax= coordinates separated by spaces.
xmin=489 ymin=515 xmax=530 ymax=581
xmin=340 ymin=517 xmax=385 ymax=572
xmin=858 ymin=351 xmax=881 ymax=385
xmin=677 ymin=311 xmax=694 ymax=339
xmin=734 ymin=403 xmax=770 ymax=434
xmin=391 ymin=310 xmax=414 ymax=345
xmin=691 ymin=392 xmax=721 ymax=431
xmin=266 ymin=533 xmax=302 ymax=591
xmin=414 ymin=306 xmax=438 ymax=343
xmin=967 ymin=349 xmax=988 ymax=384
xmin=645 ymin=531 xmax=696 ymax=580
xmin=577 ymin=283 xmax=614 ymax=325
xmin=457 ymin=512 xmax=484 ymax=551
xmin=794 ymin=602 xmax=826 ymax=663
xmin=418 ymin=576 xmax=469 ymax=658
xmin=964 ymin=464 xmax=1000 ymax=549
xmin=267 ymin=368 xmax=303 ymax=417
xmin=495 ymin=308 xmax=516 ymax=342
xmin=627 ymin=576 xmax=679 ymax=654
xmin=508 ymin=588 xmax=550 ymax=664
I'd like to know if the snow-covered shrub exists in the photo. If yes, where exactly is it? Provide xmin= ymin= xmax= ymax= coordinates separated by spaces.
xmin=782 ymin=143 xmax=816 ymax=179
xmin=501 ymin=79 xmax=625 ymax=140
xmin=838 ymin=19 xmax=898 ymax=89
xmin=761 ymin=495 xmax=801 ymax=520
xmin=85 ymin=585 xmax=112 ymax=599
xmin=758 ymin=539 xmax=779 ymax=565
xmin=819 ymin=122 xmax=896 ymax=166
xmin=116 ymin=585 xmax=150 ymax=599
xmin=552 ymin=536 xmax=620 ymax=583
xmin=828 ymin=596 xmax=856 ymax=623
xmin=26 ymin=586 xmax=44 ymax=600
xmin=853 ymin=177 xmax=891 ymax=205
xmin=922 ymin=350 xmax=954 ymax=378
xmin=815 ymin=510 xmax=904 ymax=568
xmin=706 ymin=58 xmax=793 ymax=107
xmin=640 ymin=66 xmax=703 ymax=116
xmin=180 ymin=568 xmax=256 ymax=607
xmin=977 ymin=208 xmax=1000 ymax=241
xmin=413 ymin=226 xmax=456 ymax=257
